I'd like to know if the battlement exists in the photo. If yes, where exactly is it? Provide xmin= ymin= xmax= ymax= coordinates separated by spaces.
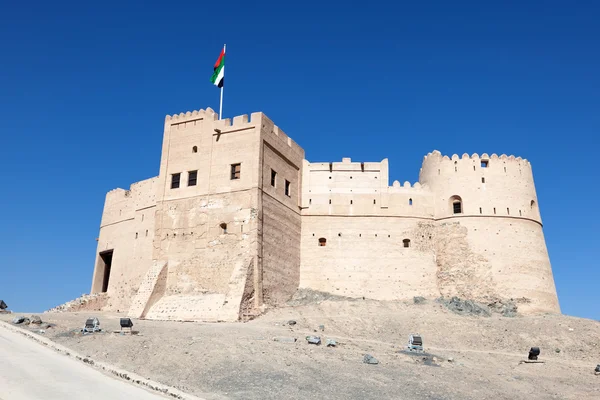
xmin=306 ymin=158 xmax=386 ymax=172
xmin=165 ymin=108 xmax=218 ymax=123
xmin=390 ymin=180 xmax=424 ymax=190
xmin=422 ymin=150 xmax=531 ymax=166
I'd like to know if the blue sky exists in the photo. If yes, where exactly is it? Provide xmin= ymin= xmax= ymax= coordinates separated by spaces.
xmin=0 ymin=1 xmax=597 ymax=319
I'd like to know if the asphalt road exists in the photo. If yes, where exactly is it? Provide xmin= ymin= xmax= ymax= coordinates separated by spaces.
xmin=0 ymin=325 xmax=171 ymax=400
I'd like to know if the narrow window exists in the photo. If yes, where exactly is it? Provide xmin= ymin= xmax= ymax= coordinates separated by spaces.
xmin=285 ymin=180 xmax=291 ymax=197
xmin=329 ymin=199 xmax=331 ymax=204
xmin=145 ymin=230 xmax=148 ymax=237
xmin=507 ymin=208 xmax=510 ymax=215
xmin=329 ymin=163 xmax=332 ymax=173
xmin=271 ymin=169 xmax=277 ymax=187
xmin=142 ymin=214 xmax=144 ymax=222
xmin=231 ymin=163 xmax=241 ymax=180
xmin=531 ymin=200 xmax=536 ymax=209
xmin=188 ymin=170 xmax=198 ymax=186
xmin=220 ymin=223 xmax=227 ymax=234
xmin=171 ymin=173 xmax=181 ymax=189
xmin=450 ymin=195 xmax=463 ymax=214
xmin=481 ymin=160 xmax=489 ymax=168
xmin=318 ymin=238 xmax=327 ymax=247
xmin=192 ymin=146 xmax=198 ymax=153
xmin=361 ymin=162 xmax=365 ymax=172
xmin=479 ymin=207 xmax=482 ymax=214
xmin=481 ymin=177 xmax=485 ymax=183
xmin=473 ymin=166 xmax=475 ymax=171
xmin=373 ymin=199 xmax=376 ymax=205
xmin=504 ymin=167 xmax=507 ymax=173
xmin=494 ymin=207 xmax=496 ymax=214
xmin=350 ymin=200 xmax=353 ymax=205
xmin=309 ymin=199 xmax=312 ymax=205
xmin=519 ymin=210 xmax=522 ymax=216
xmin=455 ymin=166 xmax=457 ymax=172
xmin=403 ymin=239 xmax=411 ymax=248
xmin=409 ymin=198 xmax=413 ymax=206
xmin=135 ymin=232 xmax=138 ymax=239
xmin=438 ymin=169 xmax=440 ymax=175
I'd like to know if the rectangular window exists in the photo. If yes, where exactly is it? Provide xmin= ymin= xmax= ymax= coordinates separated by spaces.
xmin=171 ymin=173 xmax=181 ymax=189
xmin=231 ymin=163 xmax=241 ymax=180
xmin=285 ymin=180 xmax=291 ymax=197
xmin=271 ymin=169 xmax=277 ymax=187
xmin=453 ymin=202 xmax=462 ymax=214
xmin=481 ymin=160 xmax=489 ymax=168
xmin=188 ymin=170 xmax=198 ymax=186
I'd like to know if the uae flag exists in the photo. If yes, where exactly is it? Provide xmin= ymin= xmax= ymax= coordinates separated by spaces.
xmin=211 ymin=47 xmax=225 ymax=88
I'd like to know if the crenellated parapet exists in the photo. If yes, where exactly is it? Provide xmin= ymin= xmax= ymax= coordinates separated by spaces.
xmin=418 ymin=150 xmax=541 ymax=222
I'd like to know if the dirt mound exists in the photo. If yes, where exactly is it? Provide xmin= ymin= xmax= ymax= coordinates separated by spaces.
xmin=46 ymin=293 xmax=107 ymax=313
xmin=286 ymin=288 xmax=357 ymax=306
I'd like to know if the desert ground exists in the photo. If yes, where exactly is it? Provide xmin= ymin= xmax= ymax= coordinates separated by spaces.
xmin=2 ymin=293 xmax=599 ymax=400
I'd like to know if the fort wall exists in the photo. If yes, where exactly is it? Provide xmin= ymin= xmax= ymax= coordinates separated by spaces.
xmin=258 ymin=116 xmax=305 ymax=306
xmin=89 ymin=109 xmax=560 ymax=320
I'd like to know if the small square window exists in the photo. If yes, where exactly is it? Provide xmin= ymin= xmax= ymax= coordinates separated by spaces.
xmin=171 ymin=173 xmax=181 ymax=189
xmin=481 ymin=160 xmax=489 ymax=168
xmin=231 ymin=163 xmax=241 ymax=180
xmin=188 ymin=170 xmax=198 ymax=186
xmin=271 ymin=169 xmax=277 ymax=187
xmin=285 ymin=180 xmax=291 ymax=197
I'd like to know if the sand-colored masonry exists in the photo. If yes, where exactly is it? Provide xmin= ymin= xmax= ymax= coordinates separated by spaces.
xmin=90 ymin=108 xmax=560 ymax=321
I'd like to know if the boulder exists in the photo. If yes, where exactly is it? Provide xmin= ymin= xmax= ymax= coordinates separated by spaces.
xmin=306 ymin=336 xmax=321 ymax=345
xmin=363 ymin=354 xmax=379 ymax=364
xmin=30 ymin=315 xmax=42 ymax=325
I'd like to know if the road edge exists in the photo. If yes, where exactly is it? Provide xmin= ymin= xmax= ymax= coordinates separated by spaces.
xmin=0 ymin=320 xmax=206 ymax=400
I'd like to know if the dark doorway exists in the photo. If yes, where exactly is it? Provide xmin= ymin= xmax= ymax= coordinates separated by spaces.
xmin=99 ymin=250 xmax=113 ymax=292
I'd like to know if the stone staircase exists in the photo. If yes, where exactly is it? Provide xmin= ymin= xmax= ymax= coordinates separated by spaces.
xmin=127 ymin=260 xmax=168 ymax=318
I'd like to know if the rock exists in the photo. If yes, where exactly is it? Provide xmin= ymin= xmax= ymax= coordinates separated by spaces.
xmin=363 ymin=354 xmax=379 ymax=364
xmin=273 ymin=337 xmax=297 ymax=343
xmin=30 ymin=315 xmax=42 ymax=325
xmin=413 ymin=296 xmax=426 ymax=304
xmin=287 ymin=320 xmax=297 ymax=326
xmin=326 ymin=339 xmax=337 ymax=347
xmin=447 ymin=357 xmax=454 ymax=363
xmin=595 ymin=364 xmax=600 ymax=373
xmin=12 ymin=316 xmax=26 ymax=324
xmin=555 ymin=348 xmax=561 ymax=353
xmin=437 ymin=297 xmax=491 ymax=317
xmin=306 ymin=336 xmax=321 ymax=345
xmin=318 ymin=324 xmax=325 ymax=331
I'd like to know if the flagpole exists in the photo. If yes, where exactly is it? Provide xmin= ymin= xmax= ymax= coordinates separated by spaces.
xmin=219 ymin=44 xmax=226 ymax=120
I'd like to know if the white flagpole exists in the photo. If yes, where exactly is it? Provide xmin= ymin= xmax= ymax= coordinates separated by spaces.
xmin=219 ymin=44 xmax=226 ymax=120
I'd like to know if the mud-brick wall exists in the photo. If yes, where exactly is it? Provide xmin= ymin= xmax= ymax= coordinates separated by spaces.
xmin=299 ymin=216 xmax=439 ymax=300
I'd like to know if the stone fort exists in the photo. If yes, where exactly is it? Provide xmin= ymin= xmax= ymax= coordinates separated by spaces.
xmin=90 ymin=107 xmax=560 ymax=321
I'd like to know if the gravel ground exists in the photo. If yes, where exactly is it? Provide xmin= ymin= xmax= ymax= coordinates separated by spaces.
xmin=3 ymin=298 xmax=599 ymax=400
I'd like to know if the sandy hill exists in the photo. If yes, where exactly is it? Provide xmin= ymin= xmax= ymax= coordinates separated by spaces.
xmin=3 ymin=293 xmax=599 ymax=400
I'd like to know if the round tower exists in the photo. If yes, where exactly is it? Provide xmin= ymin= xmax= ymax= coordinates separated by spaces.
xmin=419 ymin=151 xmax=560 ymax=314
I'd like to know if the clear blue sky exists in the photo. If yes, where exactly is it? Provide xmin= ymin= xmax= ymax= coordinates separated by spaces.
xmin=0 ymin=1 xmax=597 ymax=319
